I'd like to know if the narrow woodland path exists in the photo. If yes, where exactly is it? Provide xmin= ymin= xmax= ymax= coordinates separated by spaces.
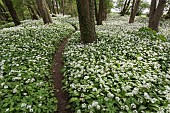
xmin=52 ymin=37 xmax=73 ymax=113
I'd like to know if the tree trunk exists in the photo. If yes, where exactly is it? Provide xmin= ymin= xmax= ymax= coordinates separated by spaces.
xmin=0 ymin=3 xmax=10 ymax=21
xmin=52 ymin=0 xmax=57 ymax=14
xmin=36 ymin=0 xmax=52 ymax=24
xmin=129 ymin=0 xmax=141 ymax=23
xmin=3 ymin=0 xmax=21 ymax=26
xmin=62 ymin=0 xmax=65 ymax=15
xmin=27 ymin=5 xmax=39 ymax=20
xmin=102 ymin=0 xmax=107 ymax=21
xmin=120 ymin=0 xmax=131 ymax=16
xmin=97 ymin=0 xmax=104 ymax=25
xmin=46 ymin=0 xmax=53 ymax=14
xmin=94 ymin=0 xmax=98 ymax=21
xmin=149 ymin=0 xmax=167 ymax=31
xmin=76 ymin=0 xmax=96 ymax=44
xmin=55 ymin=0 xmax=59 ymax=14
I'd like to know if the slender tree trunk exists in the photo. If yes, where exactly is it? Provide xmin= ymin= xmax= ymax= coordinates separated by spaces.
xmin=3 ymin=0 xmax=21 ymax=26
xmin=36 ymin=0 xmax=52 ymax=24
xmin=121 ymin=0 xmax=131 ymax=16
xmin=129 ymin=0 xmax=141 ymax=23
xmin=27 ymin=5 xmax=39 ymax=20
xmin=102 ymin=0 xmax=107 ymax=21
xmin=46 ymin=0 xmax=53 ymax=14
xmin=55 ymin=0 xmax=59 ymax=14
xmin=0 ymin=3 xmax=10 ymax=21
xmin=94 ymin=0 xmax=98 ymax=21
xmin=52 ymin=0 xmax=57 ymax=14
xmin=149 ymin=0 xmax=167 ymax=31
xmin=62 ymin=0 xmax=65 ymax=15
xmin=97 ymin=0 xmax=104 ymax=25
xmin=76 ymin=0 xmax=96 ymax=43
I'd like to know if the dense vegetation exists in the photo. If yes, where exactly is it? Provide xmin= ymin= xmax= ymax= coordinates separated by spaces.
xmin=0 ymin=17 xmax=74 ymax=112
xmin=62 ymin=15 xmax=170 ymax=113
xmin=0 ymin=0 xmax=170 ymax=113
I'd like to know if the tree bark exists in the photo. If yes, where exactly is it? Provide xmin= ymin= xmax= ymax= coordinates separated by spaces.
xmin=0 ymin=3 xmax=10 ymax=21
xmin=76 ymin=0 xmax=96 ymax=44
xmin=102 ymin=0 xmax=107 ymax=21
xmin=149 ymin=0 xmax=167 ymax=31
xmin=97 ymin=0 xmax=104 ymax=25
xmin=36 ymin=0 xmax=52 ymax=24
xmin=52 ymin=0 xmax=57 ymax=14
xmin=55 ymin=0 xmax=59 ymax=14
xmin=3 ymin=0 xmax=21 ymax=26
xmin=27 ymin=5 xmax=39 ymax=20
xmin=46 ymin=0 xmax=53 ymax=14
xmin=129 ymin=0 xmax=141 ymax=23
xmin=94 ymin=0 xmax=98 ymax=21
xmin=62 ymin=0 xmax=65 ymax=15
xmin=120 ymin=0 xmax=131 ymax=16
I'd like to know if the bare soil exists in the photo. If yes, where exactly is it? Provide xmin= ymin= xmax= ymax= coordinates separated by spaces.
xmin=52 ymin=38 xmax=73 ymax=113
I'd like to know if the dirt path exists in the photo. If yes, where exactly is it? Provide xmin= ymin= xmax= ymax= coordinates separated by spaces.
xmin=52 ymin=38 xmax=73 ymax=113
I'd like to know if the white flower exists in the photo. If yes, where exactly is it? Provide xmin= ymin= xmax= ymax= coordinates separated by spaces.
xmin=96 ymin=105 xmax=101 ymax=110
xmin=131 ymin=103 xmax=136 ymax=109
xmin=77 ymin=110 xmax=81 ymax=113
xmin=107 ymin=92 xmax=114 ymax=98
xmin=5 ymin=108 xmax=9 ymax=112
xmin=81 ymin=103 xmax=86 ymax=108
xmin=13 ymin=88 xmax=17 ymax=93
xmin=88 ymin=105 xmax=92 ymax=109
xmin=29 ymin=109 xmax=33 ymax=112
xmin=4 ymin=85 xmax=8 ymax=89
xmin=27 ymin=105 xmax=32 ymax=109
xmin=38 ymin=103 xmax=42 ymax=107
xmin=21 ymin=103 xmax=27 ymax=107
xmin=92 ymin=101 xmax=98 ymax=107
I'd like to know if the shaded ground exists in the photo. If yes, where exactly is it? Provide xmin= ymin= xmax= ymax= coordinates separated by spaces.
xmin=52 ymin=38 xmax=73 ymax=113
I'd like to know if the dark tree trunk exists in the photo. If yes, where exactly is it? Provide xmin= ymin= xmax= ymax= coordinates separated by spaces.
xmin=120 ymin=0 xmax=131 ymax=16
xmin=27 ymin=5 xmax=39 ymax=20
xmin=4 ymin=0 xmax=21 ymax=26
xmin=129 ymin=0 xmax=141 ymax=23
xmin=76 ymin=0 xmax=96 ymax=44
xmin=94 ymin=0 xmax=98 ymax=21
xmin=149 ymin=0 xmax=167 ymax=31
xmin=102 ymin=0 xmax=107 ymax=21
xmin=97 ymin=0 xmax=104 ymax=25
xmin=36 ymin=0 xmax=52 ymax=24
xmin=0 ymin=3 xmax=10 ymax=21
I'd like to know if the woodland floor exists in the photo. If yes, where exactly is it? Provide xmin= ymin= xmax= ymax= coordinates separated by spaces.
xmin=52 ymin=37 xmax=73 ymax=113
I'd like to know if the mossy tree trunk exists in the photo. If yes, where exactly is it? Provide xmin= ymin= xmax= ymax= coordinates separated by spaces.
xmin=129 ymin=0 xmax=141 ymax=23
xmin=76 ymin=0 xmax=96 ymax=44
xmin=3 ymin=0 xmax=21 ymax=26
xmin=149 ymin=0 xmax=167 ymax=31
xmin=36 ymin=0 xmax=52 ymax=24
